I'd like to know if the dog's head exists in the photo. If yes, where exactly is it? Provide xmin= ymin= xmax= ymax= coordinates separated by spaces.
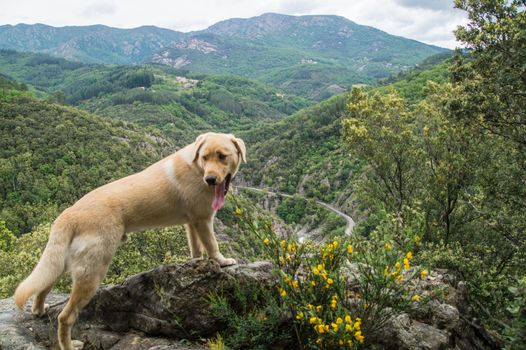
xmin=192 ymin=132 xmax=246 ymax=210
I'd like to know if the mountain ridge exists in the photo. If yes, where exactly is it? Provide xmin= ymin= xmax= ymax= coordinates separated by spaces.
xmin=0 ymin=13 xmax=447 ymax=100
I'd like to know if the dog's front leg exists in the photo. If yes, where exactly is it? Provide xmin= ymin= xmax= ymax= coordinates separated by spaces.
xmin=191 ymin=219 xmax=236 ymax=266
xmin=185 ymin=223 xmax=204 ymax=259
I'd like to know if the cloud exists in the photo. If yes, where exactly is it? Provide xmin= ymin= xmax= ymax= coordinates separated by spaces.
xmin=394 ymin=0 xmax=454 ymax=11
xmin=81 ymin=2 xmax=116 ymax=19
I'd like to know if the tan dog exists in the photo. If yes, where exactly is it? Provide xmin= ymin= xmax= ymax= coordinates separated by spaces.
xmin=13 ymin=132 xmax=246 ymax=350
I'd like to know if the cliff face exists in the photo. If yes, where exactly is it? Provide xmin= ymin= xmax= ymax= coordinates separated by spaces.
xmin=0 ymin=259 xmax=499 ymax=349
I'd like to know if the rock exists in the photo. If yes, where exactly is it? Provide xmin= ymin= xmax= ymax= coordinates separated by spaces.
xmin=432 ymin=303 xmax=460 ymax=331
xmin=80 ymin=259 xmax=273 ymax=339
xmin=0 ymin=259 xmax=500 ymax=350
xmin=388 ymin=313 xmax=450 ymax=350
xmin=375 ymin=269 xmax=501 ymax=350
xmin=0 ymin=259 xmax=273 ymax=349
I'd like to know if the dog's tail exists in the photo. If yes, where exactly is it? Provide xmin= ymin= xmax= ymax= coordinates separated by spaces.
xmin=14 ymin=218 xmax=74 ymax=310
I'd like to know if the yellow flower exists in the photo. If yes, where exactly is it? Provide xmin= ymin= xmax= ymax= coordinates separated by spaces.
xmin=279 ymin=288 xmax=287 ymax=297
xmin=327 ymin=278 xmax=334 ymax=285
xmin=286 ymin=254 xmax=292 ymax=262
xmin=395 ymin=261 xmax=401 ymax=272
xmin=412 ymin=295 xmax=421 ymax=302
xmin=384 ymin=265 xmax=389 ymax=277
xmin=345 ymin=315 xmax=352 ymax=323
xmin=336 ymin=317 xmax=343 ymax=324
xmin=347 ymin=244 xmax=353 ymax=254
xmin=339 ymin=339 xmax=344 ymax=346
xmin=406 ymin=251 xmax=413 ymax=259
xmin=403 ymin=258 xmax=410 ymax=271
xmin=263 ymin=238 xmax=269 ymax=246
xmin=420 ymin=269 xmax=429 ymax=279
xmin=234 ymin=207 xmax=242 ymax=215
xmin=325 ymin=325 xmax=329 ymax=332
xmin=296 ymin=311 xmax=304 ymax=320
xmin=331 ymin=323 xmax=339 ymax=332
xmin=353 ymin=320 xmax=361 ymax=330
xmin=287 ymin=243 xmax=296 ymax=252
xmin=310 ymin=280 xmax=316 ymax=287
xmin=333 ymin=241 xmax=339 ymax=249
xmin=347 ymin=339 xmax=353 ymax=347
xmin=316 ymin=305 xmax=323 ymax=313
xmin=280 ymin=240 xmax=286 ymax=248
xmin=284 ymin=275 xmax=292 ymax=285
xmin=313 ymin=266 xmax=320 ymax=275
xmin=345 ymin=324 xmax=353 ymax=332
xmin=308 ymin=304 xmax=313 ymax=310
xmin=384 ymin=242 xmax=393 ymax=250
xmin=309 ymin=316 xmax=318 ymax=324
xmin=316 ymin=324 xmax=326 ymax=334
xmin=331 ymin=299 xmax=337 ymax=310
xmin=354 ymin=330 xmax=365 ymax=343
xmin=292 ymin=280 xmax=299 ymax=289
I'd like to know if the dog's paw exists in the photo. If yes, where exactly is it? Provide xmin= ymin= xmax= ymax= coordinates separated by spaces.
xmin=219 ymin=257 xmax=237 ymax=266
xmin=72 ymin=340 xmax=84 ymax=350
xmin=31 ymin=303 xmax=49 ymax=317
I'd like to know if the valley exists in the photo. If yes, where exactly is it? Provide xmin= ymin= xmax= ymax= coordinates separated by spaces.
xmin=0 ymin=4 xmax=524 ymax=349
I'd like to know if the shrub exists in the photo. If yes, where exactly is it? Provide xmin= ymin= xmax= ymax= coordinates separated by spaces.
xmin=226 ymin=206 xmax=430 ymax=349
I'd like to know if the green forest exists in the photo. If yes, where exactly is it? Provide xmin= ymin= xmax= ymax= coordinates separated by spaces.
xmin=0 ymin=1 xmax=525 ymax=349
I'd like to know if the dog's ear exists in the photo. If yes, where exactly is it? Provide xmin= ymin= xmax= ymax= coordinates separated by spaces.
xmin=231 ymin=136 xmax=247 ymax=163
xmin=193 ymin=133 xmax=208 ymax=162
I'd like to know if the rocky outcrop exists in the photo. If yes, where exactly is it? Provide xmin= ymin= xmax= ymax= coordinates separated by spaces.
xmin=0 ymin=260 xmax=499 ymax=350
xmin=0 ymin=260 xmax=273 ymax=349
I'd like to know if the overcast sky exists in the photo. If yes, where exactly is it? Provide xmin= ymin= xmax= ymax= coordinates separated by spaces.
xmin=0 ymin=0 xmax=468 ymax=49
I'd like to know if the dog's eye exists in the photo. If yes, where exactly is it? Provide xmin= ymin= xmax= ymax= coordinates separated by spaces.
xmin=202 ymin=155 xmax=208 ymax=161
xmin=218 ymin=153 xmax=226 ymax=161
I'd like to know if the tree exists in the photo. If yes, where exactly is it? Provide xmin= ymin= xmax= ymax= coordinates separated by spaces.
xmin=415 ymin=82 xmax=482 ymax=243
xmin=342 ymin=88 xmax=421 ymax=217
xmin=453 ymin=0 xmax=526 ymax=145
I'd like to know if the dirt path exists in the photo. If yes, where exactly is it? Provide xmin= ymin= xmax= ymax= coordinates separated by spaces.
xmin=234 ymin=185 xmax=355 ymax=236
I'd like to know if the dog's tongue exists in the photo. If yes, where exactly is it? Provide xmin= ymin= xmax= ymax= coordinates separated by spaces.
xmin=212 ymin=181 xmax=226 ymax=211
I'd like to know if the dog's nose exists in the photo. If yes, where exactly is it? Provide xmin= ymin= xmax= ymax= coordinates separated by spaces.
xmin=205 ymin=176 xmax=217 ymax=186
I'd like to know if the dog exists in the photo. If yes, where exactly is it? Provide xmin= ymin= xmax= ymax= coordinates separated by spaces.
xmin=13 ymin=132 xmax=246 ymax=350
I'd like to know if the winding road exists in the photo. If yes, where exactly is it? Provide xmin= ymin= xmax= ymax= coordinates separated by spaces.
xmin=234 ymin=185 xmax=355 ymax=236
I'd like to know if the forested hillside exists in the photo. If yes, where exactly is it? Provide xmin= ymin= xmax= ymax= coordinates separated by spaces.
xmin=0 ymin=78 xmax=169 ymax=234
xmin=241 ymin=53 xmax=452 ymax=216
xmin=0 ymin=50 xmax=310 ymax=145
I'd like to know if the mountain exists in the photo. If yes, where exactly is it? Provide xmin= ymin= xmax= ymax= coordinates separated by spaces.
xmin=0 ymin=23 xmax=182 ymax=64
xmin=0 ymin=13 xmax=448 ymax=100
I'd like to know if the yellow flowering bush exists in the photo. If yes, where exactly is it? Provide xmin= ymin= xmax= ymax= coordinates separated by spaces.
xmin=229 ymin=197 xmax=431 ymax=349
xmin=263 ymin=235 xmax=364 ymax=349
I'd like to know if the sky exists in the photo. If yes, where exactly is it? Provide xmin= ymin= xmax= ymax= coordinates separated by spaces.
xmin=0 ymin=0 xmax=468 ymax=49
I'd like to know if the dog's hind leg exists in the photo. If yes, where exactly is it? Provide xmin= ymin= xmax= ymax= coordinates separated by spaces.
xmin=57 ymin=273 xmax=102 ymax=350
xmin=57 ymin=231 xmax=121 ymax=350
xmin=31 ymin=285 xmax=52 ymax=317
